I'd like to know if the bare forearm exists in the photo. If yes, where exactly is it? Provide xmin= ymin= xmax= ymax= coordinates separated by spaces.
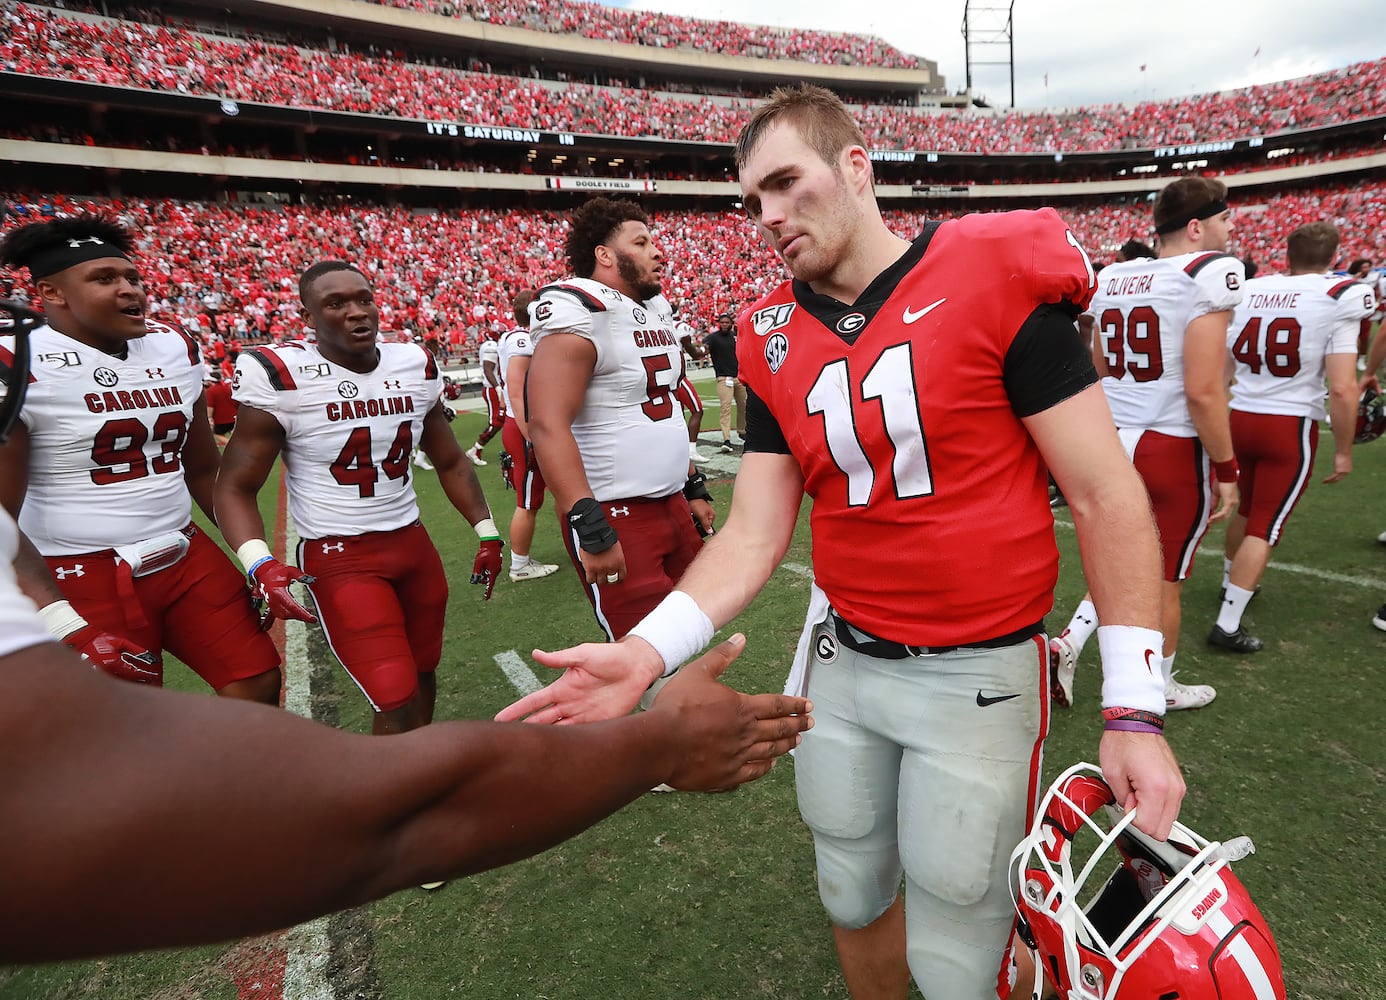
xmin=1329 ymin=386 xmax=1357 ymax=458
xmin=672 ymin=525 xmax=789 ymax=629
xmin=0 ymin=646 xmax=678 ymax=962
xmin=1068 ymin=469 xmax=1161 ymax=629
xmin=213 ymin=481 xmax=270 ymax=551
xmin=1186 ymin=392 xmax=1234 ymax=462
xmin=13 ymin=530 xmax=63 ymax=606
xmin=529 ymin=421 xmax=593 ymax=512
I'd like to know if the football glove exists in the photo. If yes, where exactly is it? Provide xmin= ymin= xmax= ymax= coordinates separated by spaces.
xmin=250 ymin=558 xmax=317 ymax=629
xmin=64 ymin=624 xmax=161 ymax=685
xmin=470 ymin=538 xmax=505 ymax=600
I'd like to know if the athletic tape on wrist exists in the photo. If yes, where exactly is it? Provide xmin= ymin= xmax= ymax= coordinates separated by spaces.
xmin=473 ymin=517 xmax=500 ymax=540
xmin=38 ymin=599 xmax=88 ymax=640
xmin=1097 ymin=624 xmax=1167 ymax=715
xmin=628 ymin=591 xmax=715 ymax=678
xmin=236 ymin=538 xmax=273 ymax=574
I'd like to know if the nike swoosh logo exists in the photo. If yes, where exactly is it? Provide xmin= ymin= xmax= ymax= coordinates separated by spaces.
xmin=976 ymin=691 xmax=1021 ymax=707
xmin=902 ymin=298 xmax=947 ymax=324
xmin=1144 ymin=649 xmax=1157 ymax=673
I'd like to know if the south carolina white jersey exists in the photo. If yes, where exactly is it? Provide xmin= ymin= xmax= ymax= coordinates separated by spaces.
xmin=496 ymin=326 xmax=534 ymax=413
xmin=8 ymin=321 xmax=204 ymax=555
xmin=530 ymin=279 xmax=688 ymax=501
xmin=1091 ymin=251 xmax=1245 ymax=435
xmin=1228 ymin=273 xmax=1374 ymax=419
xmin=233 ymin=341 xmax=442 ymax=539
xmin=478 ymin=338 xmax=500 ymax=386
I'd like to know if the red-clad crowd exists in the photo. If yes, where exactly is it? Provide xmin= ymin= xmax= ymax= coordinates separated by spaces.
xmin=367 ymin=0 xmax=924 ymax=70
xmin=4 ymin=3 xmax=1384 ymax=153
xmin=5 ymin=183 xmax=1384 ymax=353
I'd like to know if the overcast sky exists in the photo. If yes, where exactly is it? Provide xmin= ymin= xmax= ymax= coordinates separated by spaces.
xmin=615 ymin=0 xmax=1384 ymax=109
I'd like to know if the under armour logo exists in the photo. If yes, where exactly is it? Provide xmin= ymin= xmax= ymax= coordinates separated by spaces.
xmin=54 ymin=565 xmax=85 ymax=579
xmin=66 ymin=237 xmax=105 ymax=248
xmin=321 ymin=542 xmax=345 ymax=553
xmin=608 ymin=506 xmax=630 ymax=518
xmin=145 ymin=367 xmax=165 ymax=379
xmin=382 ymin=379 xmax=402 ymax=390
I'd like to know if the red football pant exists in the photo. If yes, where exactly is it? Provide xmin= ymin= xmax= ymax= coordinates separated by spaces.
xmin=478 ymin=385 xmax=505 ymax=443
xmin=1128 ymin=430 xmax=1212 ymax=582
xmin=299 ymin=521 xmax=448 ymax=713
xmin=560 ymin=493 xmax=703 ymax=641
xmin=44 ymin=525 xmax=279 ymax=690
xmin=1231 ymin=409 xmax=1317 ymax=545
xmin=502 ymin=417 xmax=545 ymax=511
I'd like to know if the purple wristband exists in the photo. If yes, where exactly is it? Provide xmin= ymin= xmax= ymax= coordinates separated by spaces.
xmin=1103 ymin=719 xmax=1165 ymax=735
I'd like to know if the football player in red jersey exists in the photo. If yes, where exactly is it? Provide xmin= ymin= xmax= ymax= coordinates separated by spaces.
xmin=215 ymin=260 xmax=502 ymax=737
xmin=0 ymin=217 xmax=281 ymax=701
xmin=499 ymin=85 xmax=1183 ymax=1000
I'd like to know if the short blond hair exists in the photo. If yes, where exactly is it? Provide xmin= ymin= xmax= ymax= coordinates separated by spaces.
xmin=734 ymin=84 xmax=867 ymax=172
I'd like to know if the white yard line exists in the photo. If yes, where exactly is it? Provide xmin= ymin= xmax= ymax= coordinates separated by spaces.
xmin=281 ymin=513 xmax=338 ymax=1000
xmin=495 ymin=649 xmax=544 ymax=694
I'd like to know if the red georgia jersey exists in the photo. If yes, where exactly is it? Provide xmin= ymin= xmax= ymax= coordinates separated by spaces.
xmin=737 ymin=208 xmax=1096 ymax=646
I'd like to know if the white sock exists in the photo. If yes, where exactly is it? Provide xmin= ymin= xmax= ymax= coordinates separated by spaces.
xmin=1161 ymin=652 xmax=1176 ymax=688
xmin=1063 ymin=599 xmax=1099 ymax=653
xmin=1217 ymin=584 xmax=1255 ymax=633
xmin=511 ymin=553 xmax=531 ymax=571
xmin=689 ymin=441 xmax=699 ymax=459
xmin=1222 ymin=557 xmax=1233 ymax=590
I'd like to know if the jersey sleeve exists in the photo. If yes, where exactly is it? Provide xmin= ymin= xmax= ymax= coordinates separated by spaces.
xmin=232 ymin=348 xmax=293 ymax=418
xmin=531 ymin=284 xmax=605 ymax=368
xmin=1328 ymin=280 xmax=1377 ymax=354
xmin=1187 ymin=254 xmax=1245 ymax=319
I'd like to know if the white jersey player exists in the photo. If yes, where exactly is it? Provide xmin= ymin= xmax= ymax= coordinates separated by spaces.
xmin=1211 ymin=222 xmax=1375 ymax=652
xmin=497 ymin=324 xmax=534 ymax=414
xmin=530 ymin=278 xmax=689 ymax=503
xmin=231 ymin=339 xmax=441 ymax=540
xmin=0 ymin=216 xmax=281 ymax=701
xmin=523 ymin=198 xmax=713 ymax=642
xmin=216 ymin=260 xmax=500 ymax=739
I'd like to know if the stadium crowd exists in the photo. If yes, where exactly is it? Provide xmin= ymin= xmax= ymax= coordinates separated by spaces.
xmin=4 ymin=181 xmax=1384 ymax=353
xmin=369 ymin=0 xmax=924 ymax=69
xmin=5 ymin=2 xmax=1386 ymax=153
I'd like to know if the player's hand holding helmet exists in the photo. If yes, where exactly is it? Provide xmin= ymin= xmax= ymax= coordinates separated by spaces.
xmin=1011 ymin=762 xmax=1285 ymax=1000
xmin=1355 ymin=386 xmax=1386 ymax=443
xmin=250 ymin=558 xmax=317 ymax=628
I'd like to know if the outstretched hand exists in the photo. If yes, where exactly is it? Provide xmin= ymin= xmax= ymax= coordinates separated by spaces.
xmin=495 ymin=634 xmax=666 ymax=725
xmin=251 ymin=558 xmax=316 ymax=629
xmin=1099 ymin=729 xmax=1186 ymax=840
xmin=649 ymin=634 xmax=813 ymax=792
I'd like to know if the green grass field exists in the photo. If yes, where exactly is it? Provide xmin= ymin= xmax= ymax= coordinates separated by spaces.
xmin=4 ymin=397 xmax=1384 ymax=1000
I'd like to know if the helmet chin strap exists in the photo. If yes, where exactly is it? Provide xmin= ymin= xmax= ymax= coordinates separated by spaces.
xmin=0 ymin=300 xmax=42 ymax=443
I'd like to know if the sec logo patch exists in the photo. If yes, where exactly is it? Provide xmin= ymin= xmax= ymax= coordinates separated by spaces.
xmin=765 ymin=332 xmax=789 ymax=374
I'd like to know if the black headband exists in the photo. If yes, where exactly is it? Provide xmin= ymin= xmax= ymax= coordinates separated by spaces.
xmin=1154 ymin=199 xmax=1229 ymax=236
xmin=24 ymin=236 xmax=132 ymax=280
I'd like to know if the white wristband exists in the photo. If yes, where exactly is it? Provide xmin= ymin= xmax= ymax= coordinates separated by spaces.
xmin=1097 ymin=625 xmax=1167 ymax=715
xmin=38 ymin=599 xmax=88 ymax=641
xmin=236 ymin=538 xmax=273 ymax=573
xmin=628 ymin=590 xmax=715 ymax=678
xmin=473 ymin=517 xmax=500 ymax=540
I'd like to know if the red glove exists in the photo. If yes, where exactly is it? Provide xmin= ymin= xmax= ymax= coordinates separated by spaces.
xmin=64 ymin=624 xmax=161 ymax=684
xmin=250 ymin=557 xmax=317 ymax=629
xmin=470 ymin=539 xmax=504 ymax=601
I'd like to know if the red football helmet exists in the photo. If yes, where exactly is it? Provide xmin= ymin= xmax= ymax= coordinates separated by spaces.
xmin=441 ymin=374 xmax=463 ymax=401
xmin=1356 ymin=387 xmax=1386 ymax=444
xmin=1011 ymin=763 xmax=1285 ymax=1000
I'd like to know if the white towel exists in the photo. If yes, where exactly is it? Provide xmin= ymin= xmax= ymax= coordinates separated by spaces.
xmin=784 ymin=581 xmax=831 ymax=698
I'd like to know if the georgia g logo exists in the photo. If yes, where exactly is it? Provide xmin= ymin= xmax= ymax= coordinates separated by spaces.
xmin=765 ymin=332 xmax=789 ymax=374
xmin=814 ymin=629 xmax=837 ymax=664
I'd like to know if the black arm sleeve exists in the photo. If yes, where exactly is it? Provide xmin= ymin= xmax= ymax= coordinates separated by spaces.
xmin=742 ymin=386 xmax=792 ymax=455
xmin=1003 ymin=302 xmax=1100 ymax=418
